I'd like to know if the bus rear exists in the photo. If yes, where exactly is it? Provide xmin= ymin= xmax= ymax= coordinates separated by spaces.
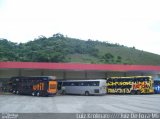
xmin=47 ymin=80 xmax=57 ymax=95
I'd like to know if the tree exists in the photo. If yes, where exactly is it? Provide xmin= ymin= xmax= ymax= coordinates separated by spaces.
xmin=116 ymin=56 xmax=122 ymax=63
xmin=102 ymin=53 xmax=114 ymax=63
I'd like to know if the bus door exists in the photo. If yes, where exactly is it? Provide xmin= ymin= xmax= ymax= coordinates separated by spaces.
xmin=57 ymin=81 xmax=62 ymax=91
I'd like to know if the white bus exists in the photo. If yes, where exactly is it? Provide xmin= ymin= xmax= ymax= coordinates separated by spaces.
xmin=58 ymin=79 xmax=106 ymax=95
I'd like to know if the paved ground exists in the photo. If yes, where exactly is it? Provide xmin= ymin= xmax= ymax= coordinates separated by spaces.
xmin=0 ymin=94 xmax=160 ymax=113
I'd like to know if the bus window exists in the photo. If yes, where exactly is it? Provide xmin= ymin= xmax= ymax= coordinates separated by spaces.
xmin=138 ymin=78 xmax=143 ymax=82
xmin=115 ymin=78 xmax=119 ymax=82
xmin=133 ymin=78 xmax=138 ymax=83
xmin=145 ymin=78 xmax=149 ymax=82
xmin=63 ymin=82 xmax=69 ymax=86
xmin=123 ymin=85 xmax=132 ymax=89
xmin=107 ymin=78 xmax=112 ymax=83
xmin=75 ymin=82 xmax=79 ymax=86
xmin=112 ymin=79 xmax=115 ymax=83
xmin=88 ymin=82 xmax=92 ymax=86
xmin=127 ymin=78 xmax=132 ymax=82
xmin=63 ymin=82 xmax=66 ymax=86
xmin=94 ymin=81 xmax=99 ymax=86
xmin=83 ymin=82 xmax=88 ymax=86
xmin=79 ymin=82 xmax=84 ymax=86
xmin=43 ymin=77 xmax=48 ymax=80
xmin=120 ymin=78 xmax=125 ymax=82
xmin=112 ymin=85 xmax=116 ymax=89
xmin=70 ymin=82 xmax=74 ymax=86
xmin=107 ymin=85 xmax=112 ymax=88
xmin=15 ymin=78 xmax=20 ymax=82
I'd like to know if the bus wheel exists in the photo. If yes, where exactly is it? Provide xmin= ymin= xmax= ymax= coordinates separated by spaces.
xmin=44 ymin=93 xmax=48 ymax=97
xmin=32 ymin=92 xmax=35 ymax=96
xmin=16 ymin=91 xmax=19 ymax=94
xmin=85 ymin=91 xmax=89 ymax=96
xmin=131 ymin=90 xmax=135 ymax=95
xmin=137 ymin=90 xmax=141 ymax=95
xmin=62 ymin=90 xmax=66 ymax=95
xmin=117 ymin=90 xmax=120 ymax=94
xmin=37 ymin=92 xmax=40 ymax=96
xmin=13 ymin=90 xmax=16 ymax=94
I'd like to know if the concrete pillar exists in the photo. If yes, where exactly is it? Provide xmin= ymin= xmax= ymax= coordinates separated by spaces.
xmin=85 ymin=71 xmax=88 ymax=79
xmin=63 ymin=71 xmax=66 ymax=80
xmin=41 ymin=70 xmax=44 ymax=76
xmin=105 ymin=72 xmax=108 ymax=79
xmin=141 ymin=72 xmax=144 ymax=76
xmin=18 ymin=69 xmax=22 ymax=76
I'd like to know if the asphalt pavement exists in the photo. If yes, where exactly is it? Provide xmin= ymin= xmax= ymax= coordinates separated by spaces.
xmin=0 ymin=94 xmax=159 ymax=113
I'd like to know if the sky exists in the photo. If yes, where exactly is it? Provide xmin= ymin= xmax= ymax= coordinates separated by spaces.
xmin=0 ymin=0 xmax=160 ymax=55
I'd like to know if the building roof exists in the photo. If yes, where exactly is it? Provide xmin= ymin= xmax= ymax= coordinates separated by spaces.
xmin=0 ymin=62 xmax=160 ymax=72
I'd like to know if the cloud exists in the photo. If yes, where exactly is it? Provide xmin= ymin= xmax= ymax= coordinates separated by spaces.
xmin=149 ymin=22 xmax=160 ymax=32
xmin=0 ymin=0 xmax=160 ymax=55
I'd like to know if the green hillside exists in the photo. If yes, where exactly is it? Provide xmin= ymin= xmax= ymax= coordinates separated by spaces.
xmin=0 ymin=33 xmax=160 ymax=65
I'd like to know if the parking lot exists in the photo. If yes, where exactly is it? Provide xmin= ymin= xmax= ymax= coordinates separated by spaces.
xmin=0 ymin=94 xmax=160 ymax=113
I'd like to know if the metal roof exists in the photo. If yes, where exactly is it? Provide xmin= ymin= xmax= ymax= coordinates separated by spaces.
xmin=1 ymin=62 xmax=160 ymax=72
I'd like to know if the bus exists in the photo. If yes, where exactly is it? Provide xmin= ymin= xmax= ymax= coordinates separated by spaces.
xmin=9 ymin=76 xmax=57 ymax=96
xmin=106 ymin=76 xmax=154 ymax=94
xmin=154 ymin=80 xmax=160 ymax=94
xmin=58 ymin=79 xmax=106 ymax=95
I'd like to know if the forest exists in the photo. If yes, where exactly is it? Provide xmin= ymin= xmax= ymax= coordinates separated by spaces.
xmin=0 ymin=33 xmax=160 ymax=65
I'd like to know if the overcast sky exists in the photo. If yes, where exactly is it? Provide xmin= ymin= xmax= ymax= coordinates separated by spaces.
xmin=0 ymin=0 xmax=160 ymax=55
